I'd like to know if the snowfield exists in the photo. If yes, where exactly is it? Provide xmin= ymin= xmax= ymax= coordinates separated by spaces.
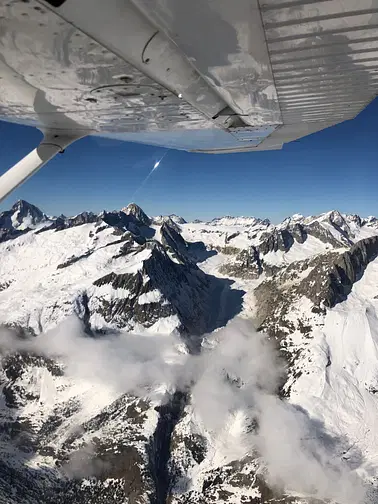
xmin=2 ymin=201 xmax=378 ymax=502
xmin=0 ymin=223 xmax=154 ymax=332
xmin=291 ymin=257 xmax=378 ymax=481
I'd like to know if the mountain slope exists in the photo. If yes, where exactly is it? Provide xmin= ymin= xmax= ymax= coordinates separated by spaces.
xmin=0 ymin=208 xmax=241 ymax=337
xmin=2 ymin=202 xmax=378 ymax=503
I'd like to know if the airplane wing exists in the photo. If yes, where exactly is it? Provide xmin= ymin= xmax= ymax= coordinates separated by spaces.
xmin=0 ymin=0 xmax=377 ymax=198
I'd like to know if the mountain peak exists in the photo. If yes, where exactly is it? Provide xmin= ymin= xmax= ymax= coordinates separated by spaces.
xmin=121 ymin=203 xmax=151 ymax=226
xmin=328 ymin=209 xmax=344 ymax=221
xmin=168 ymin=214 xmax=186 ymax=224
xmin=4 ymin=200 xmax=46 ymax=230
xmin=11 ymin=199 xmax=41 ymax=212
xmin=152 ymin=214 xmax=186 ymax=228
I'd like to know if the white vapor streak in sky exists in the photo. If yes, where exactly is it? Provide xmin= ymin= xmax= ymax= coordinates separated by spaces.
xmin=131 ymin=150 xmax=168 ymax=201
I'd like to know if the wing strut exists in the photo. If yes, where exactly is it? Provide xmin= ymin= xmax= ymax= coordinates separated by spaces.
xmin=0 ymin=131 xmax=86 ymax=203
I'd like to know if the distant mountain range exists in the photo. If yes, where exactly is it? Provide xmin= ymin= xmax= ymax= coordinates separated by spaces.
xmin=1 ymin=200 xmax=378 ymax=503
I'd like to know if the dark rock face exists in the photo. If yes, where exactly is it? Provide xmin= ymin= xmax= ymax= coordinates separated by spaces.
xmin=37 ymin=209 xmax=150 ymax=240
xmin=259 ymin=216 xmax=355 ymax=258
xmin=0 ymin=227 xmax=27 ymax=243
xmin=57 ymin=250 xmax=93 ymax=269
xmin=91 ymin=241 xmax=213 ymax=335
xmin=162 ymin=217 xmax=182 ymax=233
xmin=37 ymin=212 xmax=98 ymax=233
xmin=305 ymin=221 xmax=342 ymax=248
xmin=0 ymin=280 xmax=12 ymax=291
xmin=143 ymin=244 xmax=216 ymax=336
xmin=225 ymin=231 xmax=240 ymax=243
xmin=160 ymin=222 xmax=188 ymax=259
xmin=101 ymin=210 xmax=155 ymax=240
xmin=100 ymin=211 xmax=130 ymax=230
xmin=0 ymin=200 xmax=47 ymax=242
xmin=260 ymin=229 xmax=295 ymax=254
xmin=66 ymin=211 xmax=98 ymax=228
xmin=148 ymin=391 xmax=188 ymax=504
xmin=122 ymin=203 xmax=151 ymax=226
xmin=220 ymin=246 xmax=263 ymax=279
xmin=291 ymin=223 xmax=307 ymax=244
xmin=327 ymin=211 xmax=354 ymax=245
xmin=112 ymin=233 xmax=143 ymax=258
xmin=0 ymin=200 xmax=45 ymax=230
xmin=211 ymin=245 xmax=241 ymax=256
xmin=328 ymin=210 xmax=347 ymax=228
xmin=255 ymin=236 xmax=378 ymax=342
xmin=33 ymin=216 xmax=62 ymax=233
xmin=299 ymin=235 xmax=378 ymax=308
xmin=92 ymin=268 xmax=176 ymax=330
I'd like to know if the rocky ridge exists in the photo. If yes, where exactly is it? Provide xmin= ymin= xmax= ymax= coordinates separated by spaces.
xmin=1 ymin=202 xmax=378 ymax=503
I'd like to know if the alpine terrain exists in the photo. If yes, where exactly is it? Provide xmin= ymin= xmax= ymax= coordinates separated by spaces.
xmin=1 ymin=200 xmax=378 ymax=503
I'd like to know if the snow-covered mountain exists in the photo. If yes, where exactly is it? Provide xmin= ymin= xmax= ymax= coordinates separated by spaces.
xmin=2 ymin=201 xmax=378 ymax=503
xmin=0 ymin=199 xmax=47 ymax=230
xmin=0 ymin=200 xmax=49 ymax=242
xmin=152 ymin=214 xmax=187 ymax=226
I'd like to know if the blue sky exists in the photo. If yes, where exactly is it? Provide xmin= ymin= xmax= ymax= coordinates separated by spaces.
xmin=0 ymin=98 xmax=377 ymax=223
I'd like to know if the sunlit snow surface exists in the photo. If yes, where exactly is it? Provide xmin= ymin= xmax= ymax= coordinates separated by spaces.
xmin=2 ymin=209 xmax=378 ymax=501
xmin=290 ymin=259 xmax=378 ymax=481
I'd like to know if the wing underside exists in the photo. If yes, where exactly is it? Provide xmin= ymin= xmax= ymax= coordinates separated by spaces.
xmin=0 ymin=0 xmax=377 ymax=153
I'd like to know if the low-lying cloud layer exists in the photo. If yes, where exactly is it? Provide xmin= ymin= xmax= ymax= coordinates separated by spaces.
xmin=0 ymin=317 xmax=365 ymax=503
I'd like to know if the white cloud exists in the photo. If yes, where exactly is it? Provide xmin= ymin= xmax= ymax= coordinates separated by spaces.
xmin=0 ymin=317 xmax=365 ymax=503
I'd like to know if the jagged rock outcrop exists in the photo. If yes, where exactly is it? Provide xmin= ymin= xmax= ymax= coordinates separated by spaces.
xmin=255 ymin=235 xmax=378 ymax=341
xmin=153 ymin=215 xmax=186 ymax=230
xmin=38 ymin=209 xmax=151 ymax=242
xmin=168 ymin=214 xmax=187 ymax=225
xmin=0 ymin=200 xmax=47 ymax=242
xmin=259 ymin=220 xmax=343 ymax=256
xmin=299 ymin=235 xmax=378 ymax=308
xmin=0 ymin=200 xmax=46 ymax=230
xmin=66 ymin=211 xmax=98 ymax=228
xmin=257 ymin=212 xmax=365 ymax=257
xmin=91 ymin=271 xmax=175 ymax=331
xmin=327 ymin=210 xmax=354 ymax=245
xmin=291 ymin=223 xmax=307 ymax=244
xmin=160 ymin=222 xmax=188 ymax=259
xmin=90 ymin=241 xmax=211 ymax=335
xmin=122 ymin=203 xmax=151 ymax=226
xmin=154 ymin=216 xmax=182 ymax=233
xmin=259 ymin=229 xmax=295 ymax=254
xmin=38 ymin=211 xmax=98 ymax=233
xmin=305 ymin=221 xmax=342 ymax=248
xmin=220 ymin=246 xmax=263 ymax=279
xmin=100 ymin=210 xmax=143 ymax=234
xmin=0 ymin=227 xmax=26 ymax=243
xmin=225 ymin=231 xmax=240 ymax=243
xmin=222 ymin=217 xmax=350 ymax=280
